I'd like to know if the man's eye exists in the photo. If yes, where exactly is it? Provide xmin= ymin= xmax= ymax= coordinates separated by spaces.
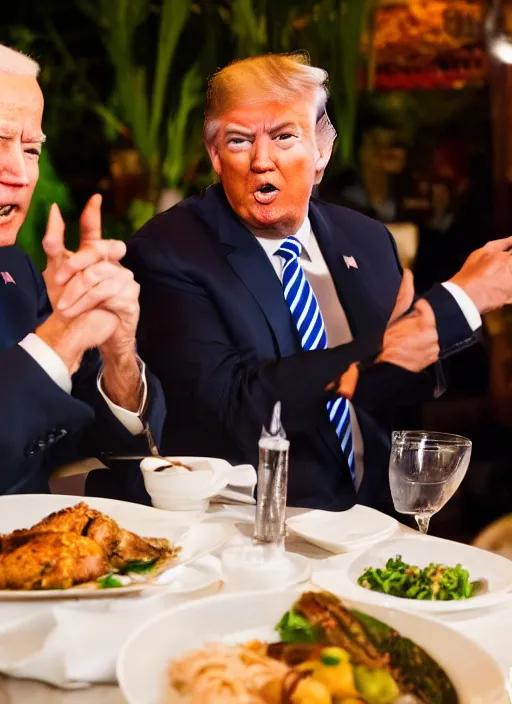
xmin=277 ymin=133 xmax=294 ymax=141
xmin=228 ymin=138 xmax=248 ymax=145
xmin=24 ymin=148 xmax=41 ymax=157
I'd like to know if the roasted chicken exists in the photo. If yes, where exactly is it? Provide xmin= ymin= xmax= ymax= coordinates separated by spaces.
xmin=0 ymin=502 xmax=180 ymax=590
xmin=0 ymin=532 xmax=108 ymax=590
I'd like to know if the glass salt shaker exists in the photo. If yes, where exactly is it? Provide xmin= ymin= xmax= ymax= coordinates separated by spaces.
xmin=253 ymin=401 xmax=290 ymax=549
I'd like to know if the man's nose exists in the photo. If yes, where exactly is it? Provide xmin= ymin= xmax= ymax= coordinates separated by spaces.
xmin=250 ymin=139 xmax=275 ymax=173
xmin=0 ymin=146 xmax=30 ymax=187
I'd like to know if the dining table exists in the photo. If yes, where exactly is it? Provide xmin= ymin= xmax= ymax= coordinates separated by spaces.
xmin=1 ymin=503 xmax=511 ymax=703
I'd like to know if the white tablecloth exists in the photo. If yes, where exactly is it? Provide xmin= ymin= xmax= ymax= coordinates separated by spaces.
xmin=1 ymin=505 xmax=511 ymax=702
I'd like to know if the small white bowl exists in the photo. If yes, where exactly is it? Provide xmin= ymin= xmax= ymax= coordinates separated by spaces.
xmin=140 ymin=456 xmax=233 ymax=512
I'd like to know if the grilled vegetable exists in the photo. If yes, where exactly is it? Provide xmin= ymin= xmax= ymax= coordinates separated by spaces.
xmin=274 ymin=591 xmax=458 ymax=704
xmin=353 ymin=665 xmax=400 ymax=704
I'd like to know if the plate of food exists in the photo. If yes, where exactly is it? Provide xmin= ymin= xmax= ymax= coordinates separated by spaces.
xmin=314 ymin=537 xmax=512 ymax=613
xmin=117 ymin=588 xmax=508 ymax=704
xmin=0 ymin=494 xmax=234 ymax=599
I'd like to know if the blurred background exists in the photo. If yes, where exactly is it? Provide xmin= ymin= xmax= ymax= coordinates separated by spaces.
xmin=3 ymin=0 xmax=512 ymax=544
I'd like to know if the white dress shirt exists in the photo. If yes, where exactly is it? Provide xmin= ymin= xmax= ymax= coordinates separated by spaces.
xmin=18 ymin=333 xmax=146 ymax=435
xmin=255 ymin=217 xmax=482 ymax=488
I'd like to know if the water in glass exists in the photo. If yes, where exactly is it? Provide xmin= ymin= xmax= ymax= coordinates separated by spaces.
xmin=389 ymin=431 xmax=472 ymax=533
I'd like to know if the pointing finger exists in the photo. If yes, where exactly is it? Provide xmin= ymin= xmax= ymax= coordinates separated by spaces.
xmin=79 ymin=194 xmax=103 ymax=245
xmin=42 ymin=203 xmax=66 ymax=264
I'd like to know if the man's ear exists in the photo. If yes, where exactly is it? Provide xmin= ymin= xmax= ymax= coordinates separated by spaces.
xmin=205 ymin=142 xmax=222 ymax=177
xmin=314 ymin=140 xmax=334 ymax=184
xmin=314 ymin=112 xmax=336 ymax=184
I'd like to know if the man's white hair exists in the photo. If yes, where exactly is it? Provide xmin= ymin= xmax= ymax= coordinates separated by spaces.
xmin=0 ymin=44 xmax=40 ymax=77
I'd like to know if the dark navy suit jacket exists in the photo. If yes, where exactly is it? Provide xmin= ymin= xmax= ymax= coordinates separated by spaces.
xmin=125 ymin=184 xmax=476 ymax=512
xmin=0 ymin=244 xmax=165 ymax=500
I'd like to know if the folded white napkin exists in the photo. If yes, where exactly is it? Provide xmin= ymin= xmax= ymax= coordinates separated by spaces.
xmin=0 ymin=586 xmax=217 ymax=689
xmin=212 ymin=464 xmax=257 ymax=505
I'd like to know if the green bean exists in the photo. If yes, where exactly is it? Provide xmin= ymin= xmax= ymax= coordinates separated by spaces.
xmin=357 ymin=555 xmax=476 ymax=601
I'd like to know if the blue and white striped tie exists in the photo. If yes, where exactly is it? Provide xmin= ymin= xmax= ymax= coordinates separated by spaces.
xmin=275 ymin=236 xmax=355 ymax=482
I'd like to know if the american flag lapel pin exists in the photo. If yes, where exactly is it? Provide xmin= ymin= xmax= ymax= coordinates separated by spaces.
xmin=343 ymin=255 xmax=358 ymax=270
xmin=1 ymin=272 xmax=15 ymax=284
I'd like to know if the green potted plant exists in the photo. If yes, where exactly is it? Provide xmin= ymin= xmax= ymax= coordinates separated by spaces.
xmin=74 ymin=0 xmax=202 ymax=228
xmin=222 ymin=0 xmax=378 ymax=173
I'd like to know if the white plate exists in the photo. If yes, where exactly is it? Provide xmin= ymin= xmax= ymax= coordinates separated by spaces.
xmin=314 ymin=536 xmax=512 ymax=614
xmin=222 ymin=552 xmax=311 ymax=591
xmin=286 ymin=505 xmax=398 ymax=553
xmin=0 ymin=494 xmax=234 ymax=600
xmin=117 ymin=589 xmax=508 ymax=704
xmin=0 ymin=494 xmax=192 ymax=535
xmin=164 ymin=555 xmax=222 ymax=594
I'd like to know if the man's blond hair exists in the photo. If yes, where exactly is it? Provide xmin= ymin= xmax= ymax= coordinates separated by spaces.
xmin=204 ymin=52 xmax=336 ymax=146
xmin=0 ymin=44 xmax=40 ymax=77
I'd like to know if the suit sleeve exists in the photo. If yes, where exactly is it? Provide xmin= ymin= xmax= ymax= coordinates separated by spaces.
xmin=71 ymin=349 xmax=166 ymax=457
xmin=127 ymin=239 xmax=383 ymax=447
xmin=71 ymin=352 xmax=165 ymax=505
xmin=352 ymin=228 xmax=478 ymax=412
xmin=0 ymin=345 xmax=94 ymax=494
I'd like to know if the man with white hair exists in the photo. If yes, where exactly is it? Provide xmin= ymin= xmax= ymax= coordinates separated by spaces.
xmin=0 ymin=44 xmax=165 ymax=498
xmin=126 ymin=53 xmax=512 ymax=512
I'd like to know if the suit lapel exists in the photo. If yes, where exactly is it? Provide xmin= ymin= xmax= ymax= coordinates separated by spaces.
xmin=194 ymin=186 xmax=300 ymax=357
xmin=309 ymin=200 xmax=390 ymax=342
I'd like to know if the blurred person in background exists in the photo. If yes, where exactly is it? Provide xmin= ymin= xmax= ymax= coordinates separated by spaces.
xmin=0 ymin=44 xmax=165 ymax=499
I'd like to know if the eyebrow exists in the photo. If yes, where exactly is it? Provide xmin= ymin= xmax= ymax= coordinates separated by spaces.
xmin=23 ymin=131 xmax=46 ymax=144
xmin=224 ymin=125 xmax=254 ymax=138
xmin=0 ymin=129 xmax=46 ymax=144
xmin=269 ymin=121 xmax=299 ymax=135
xmin=224 ymin=121 xmax=300 ymax=138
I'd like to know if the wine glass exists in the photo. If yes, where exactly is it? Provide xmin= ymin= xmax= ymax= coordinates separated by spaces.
xmin=389 ymin=431 xmax=472 ymax=534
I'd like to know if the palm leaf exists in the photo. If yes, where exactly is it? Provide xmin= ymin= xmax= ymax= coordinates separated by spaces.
xmin=148 ymin=0 xmax=193 ymax=152
xmin=162 ymin=63 xmax=204 ymax=188
xmin=231 ymin=0 xmax=267 ymax=56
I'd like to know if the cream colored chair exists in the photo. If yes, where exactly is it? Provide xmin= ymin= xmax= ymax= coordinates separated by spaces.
xmin=49 ymin=458 xmax=107 ymax=496
xmin=472 ymin=515 xmax=512 ymax=560
xmin=387 ymin=222 xmax=419 ymax=271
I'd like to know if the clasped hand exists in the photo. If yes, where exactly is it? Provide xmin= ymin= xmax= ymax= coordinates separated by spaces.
xmin=336 ymin=271 xmax=439 ymax=400
xmin=36 ymin=194 xmax=140 ymax=374
xmin=379 ymin=270 xmax=439 ymax=373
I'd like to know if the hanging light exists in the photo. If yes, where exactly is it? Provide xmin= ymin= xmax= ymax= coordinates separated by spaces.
xmin=486 ymin=0 xmax=512 ymax=63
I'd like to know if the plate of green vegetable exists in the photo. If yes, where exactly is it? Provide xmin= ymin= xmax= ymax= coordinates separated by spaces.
xmin=331 ymin=537 xmax=512 ymax=613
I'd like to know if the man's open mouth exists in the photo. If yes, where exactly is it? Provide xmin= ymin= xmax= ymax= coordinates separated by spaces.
xmin=0 ymin=205 xmax=16 ymax=218
xmin=254 ymin=184 xmax=279 ymax=204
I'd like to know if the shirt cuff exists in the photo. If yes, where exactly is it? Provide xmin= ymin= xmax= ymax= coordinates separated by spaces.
xmin=441 ymin=282 xmax=482 ymax=332
xmin=19 ymin=333 xmax=72 ymax=394
xmin=97 ymin=360 xmax=147 ymax=435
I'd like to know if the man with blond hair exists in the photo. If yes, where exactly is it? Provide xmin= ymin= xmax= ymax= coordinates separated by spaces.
xmin=0 ymin=44 xmax=165 ymax=497
xmin=127 ymin=53 xmax=512 ymax=511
